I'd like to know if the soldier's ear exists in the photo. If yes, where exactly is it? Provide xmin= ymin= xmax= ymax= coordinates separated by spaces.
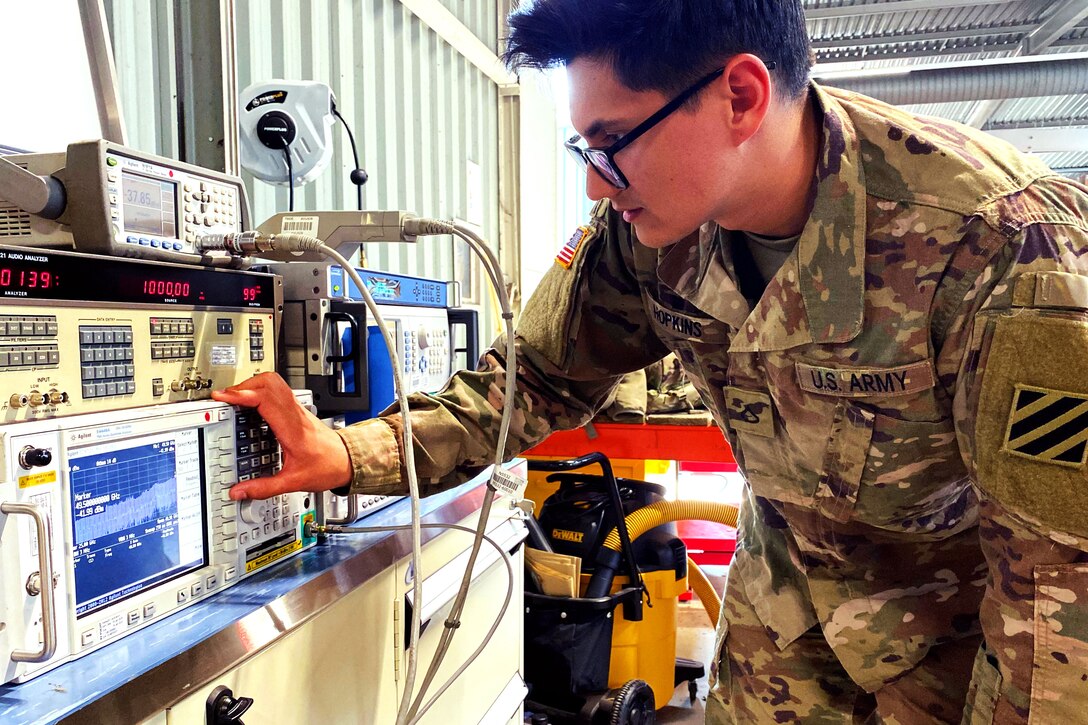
xmin=719 ymin=54 xmax=773 ymax=145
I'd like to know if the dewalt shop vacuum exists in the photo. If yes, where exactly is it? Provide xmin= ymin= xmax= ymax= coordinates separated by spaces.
xmin=523 ymin=454 xmax=738 ymax=724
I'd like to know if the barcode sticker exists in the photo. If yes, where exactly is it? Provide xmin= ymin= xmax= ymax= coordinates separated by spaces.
xmin=488 ymin=467 xmax=527 ymax=497
xmin=280 ymin=215 xmax=319 ymax=236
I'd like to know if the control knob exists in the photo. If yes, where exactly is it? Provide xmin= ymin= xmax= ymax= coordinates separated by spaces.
xmin=239 ymin=499 xmax=270 ymax=525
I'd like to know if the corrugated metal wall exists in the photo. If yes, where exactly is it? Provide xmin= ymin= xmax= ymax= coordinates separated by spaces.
xmin=236 ymin=0 xmax=502 ymax=340
xmin=104 ymin=0 xmax=179 ymax=158
xmin=107 ymin=0 xmax=504 ymax=344
xmin=438 ymin=0 xmax=499 ymax=53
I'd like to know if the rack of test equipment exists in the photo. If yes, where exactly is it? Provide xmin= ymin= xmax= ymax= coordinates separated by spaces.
xmin=0 ymin=139 xmax=527 ymax=724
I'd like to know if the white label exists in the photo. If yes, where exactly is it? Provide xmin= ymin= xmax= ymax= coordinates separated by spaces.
xmin=488 ymin=467 xmax=526 ymax=497
xmin=280 ymin=215 xmax=320 ymax=236
xmin=98 ymin=613 xmax=125 ymax=640
xmin=28 ymin=492 xmax=52 ymax=555
xmin=210 ymin=346 xmax=237 ymax=366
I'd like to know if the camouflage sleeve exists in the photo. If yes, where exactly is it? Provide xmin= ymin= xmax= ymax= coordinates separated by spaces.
xmin=942 ymin=175 xmax=1088 ymax=723
xmin=340 ymin=201 xmax=671 ymax=497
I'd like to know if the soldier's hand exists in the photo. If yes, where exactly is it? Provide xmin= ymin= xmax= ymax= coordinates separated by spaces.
xmin=211 ymin=372 xmax=353 ymax=501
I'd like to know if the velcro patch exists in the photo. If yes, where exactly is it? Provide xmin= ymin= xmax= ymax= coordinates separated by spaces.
xmin=1012 ymin=271 xmax=1088 ymax=311
xmin=556 ymin=226 xmax=591 ymax=269
xmin=795 ymin=360 xmax=934 ymax=398
xmin=1003 ymin=383 xmax=1088 ymax=468
xmin=724 ymin=387 xmax=775 ymax=438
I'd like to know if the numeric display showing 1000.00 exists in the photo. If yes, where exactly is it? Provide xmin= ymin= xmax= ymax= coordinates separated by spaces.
xmin=143 ymin=279 xmax=190 ymax=298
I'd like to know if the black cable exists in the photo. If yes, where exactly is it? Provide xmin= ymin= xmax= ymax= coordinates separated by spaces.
xmin=282 ymin=145 xmax=294 ymax=212
xmin=331 ymin=104 xmax=367 ymax=211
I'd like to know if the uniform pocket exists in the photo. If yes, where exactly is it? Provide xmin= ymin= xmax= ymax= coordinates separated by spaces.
xmin=816 ymin=402 xmax=972 ymax=532
xmin=1029 ymin=563 xmax=1088 ymax=724
xmin=854 ymin=413 xmax=972 ymax=532
xmin=814 ymin=401 xmax=874 ymax=522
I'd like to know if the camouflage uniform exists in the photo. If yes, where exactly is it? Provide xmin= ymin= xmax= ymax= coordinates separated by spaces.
xmin=337 ymin=83 xmax=1088 ymax=723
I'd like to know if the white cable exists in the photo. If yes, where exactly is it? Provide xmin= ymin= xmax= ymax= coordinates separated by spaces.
xmin=308 ymin=520 xmax=515 ymax=723
xmin=399 ymin=220 xmax=518 ymax=721
xmin=197 ymin=231 xmax=425 ymax=725
xmin=199 ymin=225 xmax=520 ymax=722
xmin=328 ymin=246 xmax=426 ymax=725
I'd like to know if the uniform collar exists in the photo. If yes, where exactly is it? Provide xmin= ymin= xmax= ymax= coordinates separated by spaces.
xmin=656 ymin=82 xmax=867 ymax=353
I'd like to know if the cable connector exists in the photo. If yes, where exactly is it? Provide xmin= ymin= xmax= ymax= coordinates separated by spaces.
xmin=402 ymin=217 xmax=455 ymax=238
xmin=196 ymin=230 xmax=325 ymax=256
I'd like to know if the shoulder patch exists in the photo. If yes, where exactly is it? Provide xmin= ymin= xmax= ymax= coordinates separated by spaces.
xmin=1003 ymin=384 xmax=1088 ymax=468
xmin=556 ymin=226 xmax=592 ymax=269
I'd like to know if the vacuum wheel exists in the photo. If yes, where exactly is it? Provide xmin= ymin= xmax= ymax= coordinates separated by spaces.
xmin=600 ymin=679 xmax=655 ymax=725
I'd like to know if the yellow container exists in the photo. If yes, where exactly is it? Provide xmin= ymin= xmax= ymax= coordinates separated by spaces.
xmin=523 ymin=456 xmax=648 ymax=515
xmin=580 ymin=567 xmax=688 ymax=708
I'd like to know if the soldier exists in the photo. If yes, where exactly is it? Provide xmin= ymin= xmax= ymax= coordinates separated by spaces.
xmin=214 ymin=1 xmax=1088 ymax=722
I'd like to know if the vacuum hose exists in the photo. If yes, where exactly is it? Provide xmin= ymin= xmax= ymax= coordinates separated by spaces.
xmin=687 ymin=556 xmax=720 ymax=627
xmin=584 ymin=501 xmax=739 ymax=600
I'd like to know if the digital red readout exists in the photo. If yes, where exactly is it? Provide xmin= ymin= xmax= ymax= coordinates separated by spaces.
xmin=0 ymin=268 xmax=55 ymax=289
xmin=143 ymin=280 xmax=191 ymax=297
xmin=242 ymin=285 xmax=261 ymax=302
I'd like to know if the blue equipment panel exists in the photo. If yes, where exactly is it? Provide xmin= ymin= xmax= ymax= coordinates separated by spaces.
xmin=328 ymin=267 xmax=450 ymax=308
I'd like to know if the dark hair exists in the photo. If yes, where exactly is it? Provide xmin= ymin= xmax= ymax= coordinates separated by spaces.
xmin=503 ymin=0 xmax=812 ymax=100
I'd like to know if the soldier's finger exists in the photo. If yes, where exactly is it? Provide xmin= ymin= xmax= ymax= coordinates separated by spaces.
xmin=211 ymin=387 xmax=263 ymax=408
xmin=229 ymin=473 xmax=297 ymax=501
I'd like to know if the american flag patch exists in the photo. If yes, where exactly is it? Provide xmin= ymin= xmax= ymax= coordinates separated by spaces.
xmin=1003 ymin=384 xmax=1088 ymax=468
xmin=556 ymin=226 xmax=591 ymax=269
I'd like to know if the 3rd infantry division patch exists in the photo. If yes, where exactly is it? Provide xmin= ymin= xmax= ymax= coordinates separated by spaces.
xmin=1003 ymin=384 xmax=1088 ymax=468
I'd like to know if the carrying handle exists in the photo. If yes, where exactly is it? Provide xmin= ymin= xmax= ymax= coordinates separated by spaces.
xmin=324 ymin=310 xmax=359 ymax=364
xmin=526 ymin=453 xmax=642 ymax=588
xmin=324 ymin=494 xmax=359 ymax=526
xmin=324 ymin=309 xmax=365 ymax=399
xmin=447 ymin=308 xmax=480 ymax=372
xmin=2 ymin=502 xmax=57 ymax=663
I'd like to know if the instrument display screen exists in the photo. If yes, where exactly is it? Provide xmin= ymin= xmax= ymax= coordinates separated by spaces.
xmin=69 ymin=429 xmax=207 ymax=617
xmin=121 ymin=172 xmax=178 ymax=239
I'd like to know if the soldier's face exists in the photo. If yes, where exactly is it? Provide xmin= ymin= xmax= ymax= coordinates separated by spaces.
xmin=567 ymin=57 xmax=744 ymax=248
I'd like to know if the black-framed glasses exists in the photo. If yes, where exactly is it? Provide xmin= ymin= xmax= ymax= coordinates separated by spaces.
xmin=564 ymin=61 xmax=776 ymax=190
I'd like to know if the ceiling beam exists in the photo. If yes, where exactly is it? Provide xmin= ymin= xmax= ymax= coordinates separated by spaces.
xmin=1021 ymin=0 xmax=1088 ymax=55
xmin=811 ymin=24 xmax=1034 ymax=50
xmin=987 ymin=126 xmax=1088 ymax=153
xmin=805 ymin=0 xmax=1015 ymax=22
xmin=816 ymin=40 xmax=1021 ymax=64
xmin=967 ymin=0 xmax=1088 ymax=127
xmin=986 ymin=117 xmax=1088 ymax=131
